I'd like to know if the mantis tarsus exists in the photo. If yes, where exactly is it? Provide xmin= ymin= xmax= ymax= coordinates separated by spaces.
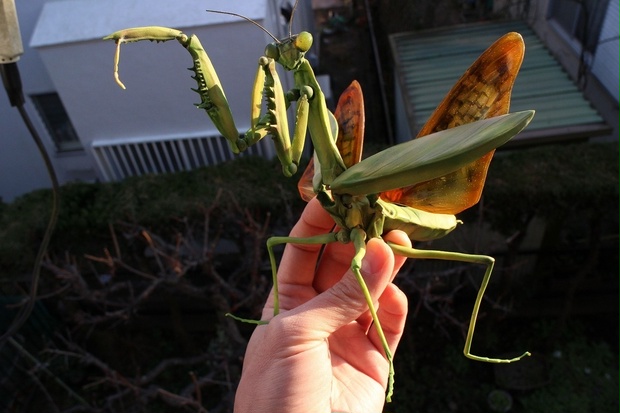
xmin=104 ymin=3 xmax=534 ymax=401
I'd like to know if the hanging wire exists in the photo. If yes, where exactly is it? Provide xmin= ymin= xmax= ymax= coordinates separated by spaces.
xmin=0 ymin=62 xmax=60 ymax=348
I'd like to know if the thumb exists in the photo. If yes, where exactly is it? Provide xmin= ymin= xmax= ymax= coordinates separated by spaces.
xmin=288 ymin=238 xmax=395 ymax=339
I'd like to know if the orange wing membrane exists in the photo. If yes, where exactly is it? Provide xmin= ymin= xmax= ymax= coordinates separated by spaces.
xmin=381 ymin=32 xmax=525 ymax=214
xmin=298 ymin=80 xmax=365 ymax=201
xmin=333 ymin=80 xmax=365 ymax=168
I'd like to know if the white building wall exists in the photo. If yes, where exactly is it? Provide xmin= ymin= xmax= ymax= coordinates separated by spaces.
xmin=31 ymin=0 xmax=271 ymax=180
xmin=33 ymin=21 xmax=268 ymax=146
xmin=2 ymin=0 xmax=316 ymax=201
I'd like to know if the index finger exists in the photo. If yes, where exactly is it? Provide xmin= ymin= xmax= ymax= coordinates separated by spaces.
xmin=277 ymin=197 xmax=336 ymax=286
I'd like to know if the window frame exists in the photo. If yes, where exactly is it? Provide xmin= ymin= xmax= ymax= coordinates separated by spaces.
xmin=547 ymin=0 xmax=610 ymax=54
xmin=30 ymin=92 xmax=82 ymax=152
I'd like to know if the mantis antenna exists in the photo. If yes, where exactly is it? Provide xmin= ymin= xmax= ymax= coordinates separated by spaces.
xmin=205 ymin=9 xmax=281 ymax=43
xmin=288 ymin=0 xmax=301 ymax=38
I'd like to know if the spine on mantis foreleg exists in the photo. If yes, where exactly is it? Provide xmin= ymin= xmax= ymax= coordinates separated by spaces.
xmin=180 ymin=35 xmax=242 ymax=153
xmin=244 ymin=57 xmax=298 ymax=176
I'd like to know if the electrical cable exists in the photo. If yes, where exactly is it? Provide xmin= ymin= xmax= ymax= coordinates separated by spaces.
xmin=0 ymin=62 xmax=60 ymax=348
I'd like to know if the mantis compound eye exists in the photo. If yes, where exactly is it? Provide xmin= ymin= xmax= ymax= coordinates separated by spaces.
xmin=294 ymin=31 xmax=313 ymax=52
xmin=264 ymin=42 xmax=279 ymax=59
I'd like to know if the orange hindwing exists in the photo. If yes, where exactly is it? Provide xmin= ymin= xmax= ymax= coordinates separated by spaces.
xmin=381 ymin=32 xmax=524 ymax=214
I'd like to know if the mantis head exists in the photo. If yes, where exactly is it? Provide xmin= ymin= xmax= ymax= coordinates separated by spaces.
xmin=265 ymin=31 xmax=313 ymax=71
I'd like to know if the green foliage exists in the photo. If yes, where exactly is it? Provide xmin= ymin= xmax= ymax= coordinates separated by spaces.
xmin=1 ymin=145 xmax=617 ymax=412
xmin=0 ymin=156 xmax=305 ymax=277
xmin=389 ymin=345 xmax=493 ymax=413
xmin=1 ymin=156 xmax=308 ymax=411
xmin=517 ymin=321 xmax=619 ymax=413
xmin=484 ymin=141 xmax=619 ymax=234
xmin=388 ymin=319 xmax=618 ymax=413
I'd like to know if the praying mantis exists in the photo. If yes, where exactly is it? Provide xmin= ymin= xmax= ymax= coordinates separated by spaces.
xmin=103 ymin=2 xmax=534 ymax=401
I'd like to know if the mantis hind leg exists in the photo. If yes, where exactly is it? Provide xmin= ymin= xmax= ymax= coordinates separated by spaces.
xmin=387 ymin=243 xmax=531 ymax=363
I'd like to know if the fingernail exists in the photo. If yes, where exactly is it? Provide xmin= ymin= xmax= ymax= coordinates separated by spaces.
xmin=361 ymin=239 xmax=381 ymax=275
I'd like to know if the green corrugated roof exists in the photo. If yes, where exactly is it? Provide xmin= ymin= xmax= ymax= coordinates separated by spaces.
xmin=390 ymin=21 xmax=611 ymax=145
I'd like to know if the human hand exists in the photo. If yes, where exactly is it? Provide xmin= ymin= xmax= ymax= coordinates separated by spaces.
xmin=234 ymin=198 xmax=411 ymax=413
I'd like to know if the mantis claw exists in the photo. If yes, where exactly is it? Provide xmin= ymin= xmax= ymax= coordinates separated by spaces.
xmin=465 ymin=351 xmax=532 ymax=363
xmin=111 ymin=41 xmax=126 ymax=89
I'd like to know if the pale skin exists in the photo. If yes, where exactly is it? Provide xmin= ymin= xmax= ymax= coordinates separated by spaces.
xmin=234 ymin=198 xmax=411 ymax=413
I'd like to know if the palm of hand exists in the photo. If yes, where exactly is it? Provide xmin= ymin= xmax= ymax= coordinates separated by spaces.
xmin=234 ymin=199 xmax=410 ymax=413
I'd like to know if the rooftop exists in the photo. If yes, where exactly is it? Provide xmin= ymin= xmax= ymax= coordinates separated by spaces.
xmin=390 ymin=20 xmax=611 ymax=146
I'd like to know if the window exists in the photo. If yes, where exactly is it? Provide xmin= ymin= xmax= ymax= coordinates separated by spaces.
xmin=30 ymin=92 xmax=81 ymax=151
xmin=547 ymin=0 xmax=610 ymax=54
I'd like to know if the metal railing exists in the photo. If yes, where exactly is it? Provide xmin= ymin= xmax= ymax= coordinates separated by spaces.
xmin=91 ymin=134 xmax=275 ymax=181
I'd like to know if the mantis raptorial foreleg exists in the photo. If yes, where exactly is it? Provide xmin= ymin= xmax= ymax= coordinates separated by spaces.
xmin=104 ymin=26 xmax=318 ymax=177
xmin=387 ymin=243 xmax=531 ymax=363
xmin=104 ymin=27 xmax=242 ymax=151
xmin=244 ymin=57 xmax=311 ymax=176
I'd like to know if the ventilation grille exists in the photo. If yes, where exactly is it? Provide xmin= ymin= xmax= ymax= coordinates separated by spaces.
xmin=92 ymin=134 xmax=275 ymax=181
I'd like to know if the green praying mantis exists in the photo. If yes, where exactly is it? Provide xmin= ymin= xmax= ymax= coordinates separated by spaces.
xmin=103 ymin=2 xmax=534 ymax=402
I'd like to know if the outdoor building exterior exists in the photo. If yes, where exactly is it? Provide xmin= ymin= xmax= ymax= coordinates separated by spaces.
xmin=1 ymin=0 xmax=617 ymax=202
xmin=1 ymin=0 xmax=315 ymax=201
xmin=392 ymin=0 xmax=618 ymax=145
xmin=527 ymin=0 xmax=618 ymax=140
